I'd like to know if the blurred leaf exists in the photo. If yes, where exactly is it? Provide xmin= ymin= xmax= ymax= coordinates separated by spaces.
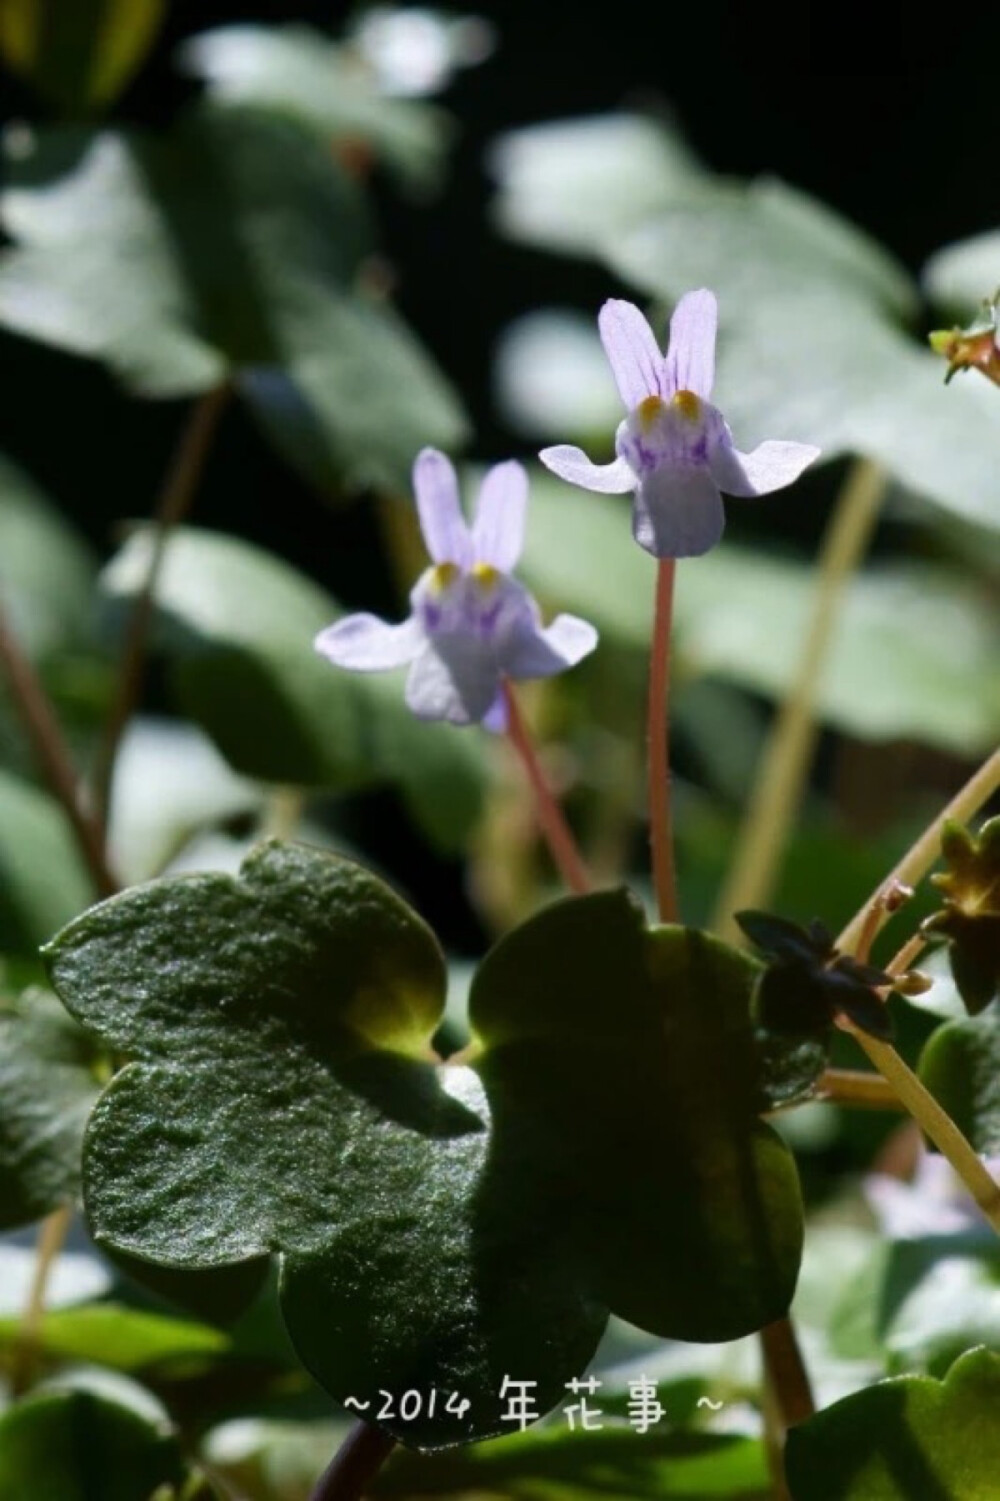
xmin=379 ymin=1424 xmax=771 ymax=1499
xmin=202 ymin=1418 xmax=344 ymax=1501
xmin=521 ymin=480 xmax=1000 ymax=755
xmin=0 ymin=1302 xmax=228 ymax=1373
xmin=100 ymin=526 xmax=485 ymax=852
xmin=490 ymin=113 xmax=702 ymax=258
xmin=924 ymin=231 xmax=1000 ymax=319
xmin=0 ymin=0 xmax=164 ymax=113
xmin=108 ymin=718 xmax=262 ymax=886
xmin=0 ymin=988 xmax=100 ymax=1229
xmin=0 ymin=105 xmax=466 ymax=492
xmin=0 ymin=768 xmax=94 ymax=956
xmin=0 ymin=1384 xmax=216 ymax=1500
xmin=493 ymin=309 xmax=622 ymax=442
xmin=785 ymin=1346 xmax=1000 ymax=1499
xmin=917 ymin=1004 xmax=1000 ymax=1153
xmin=0 ymin=454 xmax=96 ymax=659
xmin=180 ymin=24 xmax=450 ymax=191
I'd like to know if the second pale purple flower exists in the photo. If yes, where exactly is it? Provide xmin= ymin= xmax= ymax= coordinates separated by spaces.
xmin=540 ymin=290 xmax=821 ymax=558
xmin=315 ymin=449 xmax=597 ymax=730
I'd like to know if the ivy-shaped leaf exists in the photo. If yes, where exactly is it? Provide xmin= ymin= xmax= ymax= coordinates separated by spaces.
xmin=0 ymin=988 xmax=101 ymax=1228
xmin=45 ymin=844 xmax=805 ymax=1448
xmin=180 ymin=24 xmax=450 ymax=192
xmin=785 ymin=1346 xmax=1000 ymax=1499
xmin=923 ymin=818 xmax=1000 ymax=1015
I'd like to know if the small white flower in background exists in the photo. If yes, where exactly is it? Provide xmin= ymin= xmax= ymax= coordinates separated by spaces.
xmin=540 ymin=290 xmax=821 ymax=559
xmin=865 ymin=1151 xmax=1000 ymax=1240
xmin=315 ymin=449 xmax=597 ymax=730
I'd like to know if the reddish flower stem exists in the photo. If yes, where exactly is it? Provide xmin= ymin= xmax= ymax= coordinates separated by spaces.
xmin=647 ymin=559 xmax=679 ymax=922
xmin=309 ymin=1421 xmax=396 ymax=1501
xmin=502 ymin=680 xmax=591 ymax=895
xmin=0 ymin=594 xmax=117 ymax=897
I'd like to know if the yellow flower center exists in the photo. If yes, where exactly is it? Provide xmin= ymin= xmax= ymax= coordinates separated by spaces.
xmin=471 ymin=561 xmax=500 ymax=590
xmin=429 ymin=562 xmax=459 ymax=594
xmin=672 ymin=389 xmax=701 ymax=420
xmin=637 ymin=394 xmax=665 ymax=427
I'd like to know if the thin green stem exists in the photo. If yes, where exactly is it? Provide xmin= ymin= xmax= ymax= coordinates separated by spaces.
xmin=0 ymin=594 xmax=117 ymax=897
xmin=648 ymin=559 xmax=678 ymax=923
xmin=309 ymin=1421 xmax=396 ymax=1501
xmin=11 ymin=1203 xmax=73 ymax=1395
xmin=503 ymin=681 xmax=590 ymax=895
xmin=816 ymin=1068 xmax=902 ymax=1111
xmin=712 ymin=459 xmax=886 ymax=941
xmin=834 ymin=759 xmax=1000 ymax=1235
xmin=92 ymin=383 xmax=231 ymax=828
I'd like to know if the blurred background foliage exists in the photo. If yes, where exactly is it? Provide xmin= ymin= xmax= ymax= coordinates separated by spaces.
xmin=2 ymin=6 xmax=1000 ymax=1495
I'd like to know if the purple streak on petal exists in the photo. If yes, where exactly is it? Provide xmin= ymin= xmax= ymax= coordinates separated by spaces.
xmin=503 ymin=613 xmax=598 ymax=679
xmin=663 ymin=289 xmax=717 ymax=399
xmin=471 ymin=459 xmax=528 ymax=570
xmin=539 ymin=445 xmax=634 ymax=494
xmin=413 ymin=448 xmax=473 ymax=566
xmin=405 ymin=638 xmax=499 ymax=725
xmin=314 ymin=613 xmax=425 ymax=670
xmin=631 ymin=464 xmax=726 ymax=559
xmin=709 ymin=437 xmax=821 ymax=498
xmin=598 ymin=299 xmax=664 ymax=406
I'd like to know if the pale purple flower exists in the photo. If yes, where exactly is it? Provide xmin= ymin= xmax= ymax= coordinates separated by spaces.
xmin=540 ymin=291 xmax=821 ymax=558
xmin=315 ymin=449 xmax=597 ymax=729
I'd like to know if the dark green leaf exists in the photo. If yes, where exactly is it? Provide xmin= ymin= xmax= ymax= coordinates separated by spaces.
xmin=45 ymin=842 xmax=605 ymax=1447
xmin=180 ymin=25 xmax=450 ymax=191
xmin=0 ymin=1384 xmax=214 ymax=1501
xmin=0 ymin=988 xmax=100 ymax=1228
xmin=785 ymin=1346 xmax=1000 ymax=1499
xmin=0 ymin=0 xmax=164 ymax=113
xmin=469 ymin=891 xmax=804 ymax=1340
xmin=0 ymin=769 xmax=94 ymax=956
xmin=99 ymin=526 xmax=485 ymax=851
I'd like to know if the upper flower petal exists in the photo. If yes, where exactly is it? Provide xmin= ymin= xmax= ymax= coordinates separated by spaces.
xmin=632 ymin=464 xmax=726 ymax=559
xmin=709 ymin=437 xmax=821 ymax=498
xmin=314 ymin=612 xmax=425 ymax=670
xmin=539 ymin=444 xmax=635 ymax=494
xmin=598 ymin=299 xmax=664 ymax=407
xmin=413 ymin=448 xmax=473 ymax=566
xmin=663 ymin=289 xmax=717 ymax=400
xmin=405 ymin=637 xmax=499 ymax=725
xmin=471 ymin=459 xmax=528 ymax=571
xmin=503 ymin=612 xmax=599 ymax=679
